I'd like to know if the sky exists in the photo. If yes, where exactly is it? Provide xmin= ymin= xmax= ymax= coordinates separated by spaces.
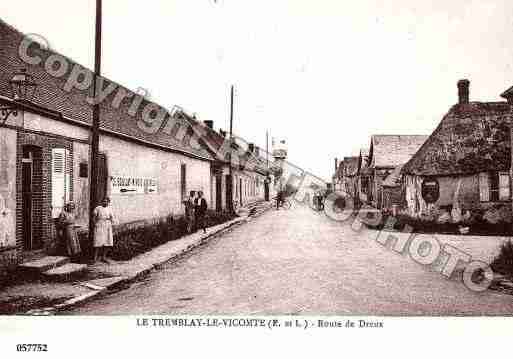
xmin=2 ymin=0 xmax=513 ymax=180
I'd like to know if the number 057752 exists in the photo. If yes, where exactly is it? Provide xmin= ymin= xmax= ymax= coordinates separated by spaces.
xmin=16 ymin=344 xmax=48 ymax=352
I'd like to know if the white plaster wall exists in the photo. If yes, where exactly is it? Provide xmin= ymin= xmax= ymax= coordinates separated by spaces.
xmin=0 ymin=128 xmax=17 ymax=248
xmin=99 ymin=135 xmax=211 ymax=224
xmin=24 ymin=112 xmax=90 ymax=141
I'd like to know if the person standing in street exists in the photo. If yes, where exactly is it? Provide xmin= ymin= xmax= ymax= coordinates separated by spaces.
xmin=194 ymin=191 xmax=208 ymax=233
xmin=184 ymin=191 xmax=196 ymax=233
xmin=93 ymin=197 xmax=115 ymax=263
xmin=276 ymin=189 xmax=284 ymax=210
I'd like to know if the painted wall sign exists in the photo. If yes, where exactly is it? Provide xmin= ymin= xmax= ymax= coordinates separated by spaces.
xmin=110 ymin=176 xmax=158 ymax=195
xmin=421 ymin=178 xmax=440 ymax=204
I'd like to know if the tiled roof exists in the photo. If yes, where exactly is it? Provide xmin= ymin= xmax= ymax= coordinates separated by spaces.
xmin=369 ymin=135 xmax=428 ymax=168
xmin=184 ymin=116 xmax=270 ymax=175
xmin=0 ymin=19 xmax=213 ymax=160
xmin=402 ymin=102 xmax=512 ymax=176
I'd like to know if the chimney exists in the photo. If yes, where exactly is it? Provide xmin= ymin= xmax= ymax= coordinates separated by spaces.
xmin=457 ymin=79 xmax=470 ymax=105
xmin=203 ymin=120 xmax=213 ymax=129
xmin=219 ymin=129 xmax=226 ymax=137
xmin=255 ymin=147 xmax=260 ymax=157
xmin=248 ymin=143 xmax=255 ymax=153
xmin=335 ymin=158 xmax=338 ymax=172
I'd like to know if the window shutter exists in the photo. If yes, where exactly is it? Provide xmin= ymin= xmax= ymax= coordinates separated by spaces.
xmin=499 ymin=172 xmax=510 ymax=201
xmin=64 ymin=148 xmax=72 ymax=204
xmin=51 ymin=148 xmax=66 ymax=218
xmin=479 ymin=172 xmax=490 ymax=202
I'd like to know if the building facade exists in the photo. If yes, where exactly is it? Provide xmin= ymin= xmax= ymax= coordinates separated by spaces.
xmin=401 ymin=80 xmax=512 ymax=224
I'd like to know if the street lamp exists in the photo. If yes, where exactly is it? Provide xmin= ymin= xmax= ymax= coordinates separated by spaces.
xmin=0 ymin=69 xmax=37 ymax=124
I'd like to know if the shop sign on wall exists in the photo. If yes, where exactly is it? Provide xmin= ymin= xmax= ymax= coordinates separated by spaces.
xmin=421 ymin=178 xmax=440 ymax=204
xmin=110 ymin=176 xmax=158 ymax=195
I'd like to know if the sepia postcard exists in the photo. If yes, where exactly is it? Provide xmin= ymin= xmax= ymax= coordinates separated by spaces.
xmin=1 ymin=1 xmax=513 ymax=357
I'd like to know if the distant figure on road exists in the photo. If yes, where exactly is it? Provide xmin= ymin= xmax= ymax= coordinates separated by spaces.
xmin=93 ymin=197 xmax=114 ymax=263
xmin=184 ymin=191 xmax=196 ymax=234
xmin=314 ymin=192 xmax=324 ymax=211
xmin=194 ymin=191 xmax=208 ymax=233
xmin=276 ymin=190 xmax=284 ymax=210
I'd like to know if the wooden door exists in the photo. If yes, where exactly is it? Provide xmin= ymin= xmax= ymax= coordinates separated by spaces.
xmin=22 ymin=158 xmax=33 ymax=250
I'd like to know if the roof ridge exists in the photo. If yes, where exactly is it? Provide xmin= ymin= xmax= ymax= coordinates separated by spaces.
xmin=0 ymin=17 xmax=174 ymax=114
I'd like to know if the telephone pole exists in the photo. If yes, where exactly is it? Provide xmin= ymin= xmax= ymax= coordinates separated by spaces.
xmin=266 ymin=130 xmax=269 ymax=169
xmin=88 ymin=0 xmax=102 ymax=245
xmin=227 ymin=85 xmax=234 ymax=213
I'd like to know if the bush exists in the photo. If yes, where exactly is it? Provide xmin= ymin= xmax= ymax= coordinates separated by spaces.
xmin=491 ymin=240 xmax=513 ymax=277
xmin=110 ymin=211 xmax=236 ymax=261
xmin=365 ymin=213 xmax=513 ymax=236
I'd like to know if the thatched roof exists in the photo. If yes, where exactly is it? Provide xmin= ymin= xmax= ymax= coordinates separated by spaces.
xmin=402 ymin=102 xmax=512 ymax=176
xmin=369 ymin=135 xmax=428 ymax=169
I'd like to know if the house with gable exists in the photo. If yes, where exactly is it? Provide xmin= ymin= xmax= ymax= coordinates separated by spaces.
xmin=401 ymin=79 xmax=513 ymax=224
xmin=367 ymin=134 xmax=428 ymax=209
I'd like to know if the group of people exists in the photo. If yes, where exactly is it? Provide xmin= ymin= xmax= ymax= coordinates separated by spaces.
xmin=57 ymin=197 xmax=115 ymax=264
xmin=183 ymin=190 xmax=208 ymax=234
xmin=57 ymin=191 xmax=209 ymax=264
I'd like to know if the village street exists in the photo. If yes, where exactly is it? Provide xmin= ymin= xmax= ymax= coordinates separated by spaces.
xmin=66 ymin=204 xmax=513 ymax=316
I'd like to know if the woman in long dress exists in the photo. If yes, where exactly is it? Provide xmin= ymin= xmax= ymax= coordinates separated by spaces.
xmin=93 ymin=197 xmax=114 ymax=263
xmin=58 ymin=202 xmax=81 ymax=259
xmin=183 ymin=191 xmax=196 ymax=233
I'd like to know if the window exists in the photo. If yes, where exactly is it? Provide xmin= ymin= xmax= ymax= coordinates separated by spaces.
xmin=480 ymin=172 xmax=510 ymax=202
xmin=361 ymin=177 xmax=369 ymax=194
xmin=499 ymin=172 xmax=510 ymax=201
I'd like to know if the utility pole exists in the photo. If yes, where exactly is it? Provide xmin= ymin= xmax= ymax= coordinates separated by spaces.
xmin=88 ymin=0 xmax=102 ymax=246
xmin=264 ymin=130 xmax=270 ymax=201
xmin=227 ymin=85 xmax=234 ymax=213
xmin=266 ymin=130 xmax=269 ymax=169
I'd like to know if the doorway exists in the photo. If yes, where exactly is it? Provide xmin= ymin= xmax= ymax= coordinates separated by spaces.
xmin=225 ymin=174 xmax=231 ymax=210
xmin=215 ymin=175 xmax=222 ymax=212
xmin=239 ymin=178 xmax=243 ymax=206
xmin=21 ymin=145 xmax=42 ymax=250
